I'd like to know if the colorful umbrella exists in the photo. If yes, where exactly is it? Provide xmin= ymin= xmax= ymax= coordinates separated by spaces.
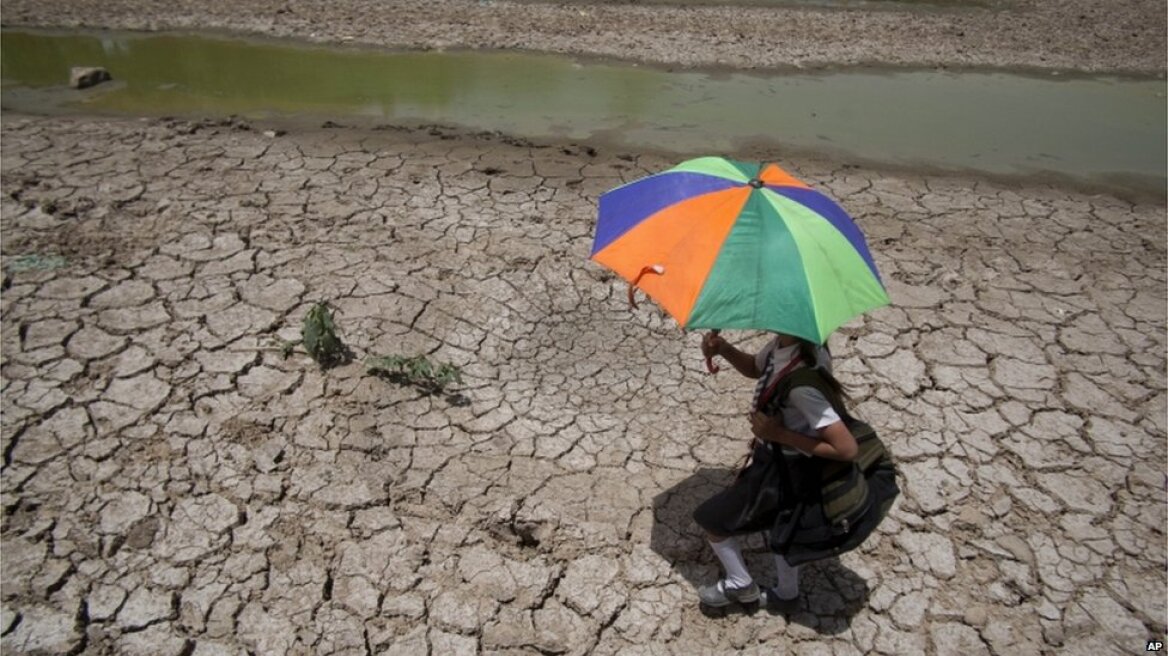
xmin=591 ymin=156 xmax=889 ymax=347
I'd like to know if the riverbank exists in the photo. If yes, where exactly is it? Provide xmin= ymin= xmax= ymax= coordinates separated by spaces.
xmin=2 ymin=0 xmax=1166 ymax=75
xmin=3 ymin=26 xmax=1165 ymax=204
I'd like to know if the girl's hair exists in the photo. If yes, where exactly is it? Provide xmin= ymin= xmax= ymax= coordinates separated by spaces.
xmin=796 ymin=338 xmax=851 ymax=414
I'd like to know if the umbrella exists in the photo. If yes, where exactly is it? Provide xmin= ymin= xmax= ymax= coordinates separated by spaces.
xmin=591 ymin=156 xmax=889 ymax=356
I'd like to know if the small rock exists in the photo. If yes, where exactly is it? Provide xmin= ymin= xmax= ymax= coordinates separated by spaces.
xmin=70 ymin=66 xmax=111 ymax=89
xmin=956 ymin=505 xmax=988 ymax=528
xmin=995 ymin=534 xmax=1034 ymax=564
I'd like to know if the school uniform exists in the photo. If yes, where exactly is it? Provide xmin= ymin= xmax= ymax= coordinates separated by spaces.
xmin=693 ymin=337 xmax=899 ymax=569
xmin=693 ymin=337 xmax=836 ymax=536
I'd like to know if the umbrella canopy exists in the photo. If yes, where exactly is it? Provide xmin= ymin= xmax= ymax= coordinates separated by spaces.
xmin=591 ymin=156 xmax=889 ymax=344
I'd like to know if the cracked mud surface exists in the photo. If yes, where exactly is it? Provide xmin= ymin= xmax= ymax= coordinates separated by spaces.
xmin=1 ymin=113 xmax=1164 ymax=654
xmin=0 ymin=5 xmax=1166 ymax=652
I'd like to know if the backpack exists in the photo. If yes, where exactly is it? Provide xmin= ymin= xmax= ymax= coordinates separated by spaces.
xmin=766 ymin=368 xmax=898 ymax=554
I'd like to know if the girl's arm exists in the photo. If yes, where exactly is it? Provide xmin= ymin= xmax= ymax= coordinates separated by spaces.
xmin=720 ymin=344 xmax=762 ymax=379
xmin=702 ymin=332 xmax=761 ymax=378
xmin=750 ymin=415 xmax=858 ymax=461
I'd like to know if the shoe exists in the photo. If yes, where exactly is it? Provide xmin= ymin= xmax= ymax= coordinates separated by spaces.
xmin=698 ymin=579 xmax=761 ymax=607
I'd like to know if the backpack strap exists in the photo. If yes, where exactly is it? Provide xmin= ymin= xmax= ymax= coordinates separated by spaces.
xmin=767 ymin=367 xmax=853 ymax=423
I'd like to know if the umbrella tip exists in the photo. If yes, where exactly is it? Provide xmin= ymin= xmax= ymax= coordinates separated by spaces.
xmin=748 ymin=178 xmax=764 ymax=189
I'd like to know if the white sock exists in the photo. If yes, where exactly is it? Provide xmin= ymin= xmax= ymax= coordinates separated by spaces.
xmin=709 ymin=538 xmax=753 ymax=588
xmin=774 ymin=554 xmax=800 ymax=600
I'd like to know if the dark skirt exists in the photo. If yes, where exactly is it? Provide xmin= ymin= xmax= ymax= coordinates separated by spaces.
xmin=693 ymin=442 xmax=798 ymax=536
xmin=693 ymin=442 xmax=899 ymax=567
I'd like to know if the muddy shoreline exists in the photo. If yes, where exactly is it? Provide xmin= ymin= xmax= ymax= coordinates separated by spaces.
xmin=2 ymin=0 xmax=1166 ymax=75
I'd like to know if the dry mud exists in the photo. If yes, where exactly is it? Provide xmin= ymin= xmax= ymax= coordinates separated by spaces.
xmin=1 ymin=114 xmax=1164 ymax=655
xmin=1 ymin=0 xmax=1167 ymax=654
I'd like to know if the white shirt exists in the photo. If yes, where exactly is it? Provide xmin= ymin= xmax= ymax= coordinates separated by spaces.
xmin=755 ymin=338 xmax=841 ymax=448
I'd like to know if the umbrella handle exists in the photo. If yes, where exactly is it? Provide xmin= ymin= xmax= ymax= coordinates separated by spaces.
xmin=705 ymin=329 xmax=721 ymax=374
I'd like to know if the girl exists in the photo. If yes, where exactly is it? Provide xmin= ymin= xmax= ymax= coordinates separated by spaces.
xmin=692 ymin=330 xmax=860 ymax=608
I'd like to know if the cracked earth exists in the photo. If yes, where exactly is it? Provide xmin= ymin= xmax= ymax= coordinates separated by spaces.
xmin=0 ymin=105 xmax=1165 ymax=655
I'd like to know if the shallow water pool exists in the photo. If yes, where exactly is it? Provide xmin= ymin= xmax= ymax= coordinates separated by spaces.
xmin=2 ymin=29 xmax=1164 ymax=195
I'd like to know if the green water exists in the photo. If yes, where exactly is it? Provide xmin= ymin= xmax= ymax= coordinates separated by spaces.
xmin=2 ymin=29 xmax=1165 ymax=194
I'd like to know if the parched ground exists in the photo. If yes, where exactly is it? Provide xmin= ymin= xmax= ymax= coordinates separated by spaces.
xmin=2 ymin=0 xmax=1167 ymax=653
xmin=0 ymin=113 xmax=1164 ymax=655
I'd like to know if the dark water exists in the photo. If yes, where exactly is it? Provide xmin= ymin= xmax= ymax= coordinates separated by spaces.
xmin=2 ymin=29 xmax=1164 ymax=195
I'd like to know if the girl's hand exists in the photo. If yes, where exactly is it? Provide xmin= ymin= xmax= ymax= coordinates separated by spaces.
xmin=749 ymin=411 xmax=782 ymax=442
xmin=701 ymin=332 xmax=726 ymax=359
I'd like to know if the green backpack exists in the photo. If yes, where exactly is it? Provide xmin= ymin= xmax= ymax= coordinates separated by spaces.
xmin=772 ymin=368 xmax=895 ymax=537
